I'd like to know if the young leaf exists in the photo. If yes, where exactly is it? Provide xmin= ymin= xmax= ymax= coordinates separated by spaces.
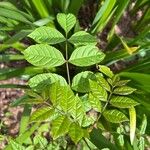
xmin=68 ymin=31 xmax=97 ymax=46
xmin=24 ymin=44 xmax=65 ymax=68
xmin=57 ymin=13 xmax=76 ymax=34
xmin=110 ymin=96 xmax=139 ymax=108
xmin=30 ymin=107 xmax=54 ymax=122
xmin=28 ymin=26 xmax=65 ymax=44
xmin=103 ymin=109 xmax=128 ymax=123
xmin=96 ymin=73 xmax=111 ymax=91
xmin=51 ymin=115 xmax=71 ymax=139
xmin=113 ymin=86 xmax=136 ymax=95
xmin=71 ymin=71 xmax=96 ymax=93
xmin=89 ymin=80 xmax=107 ymax=101
xmin=129 ymin=107 xmax=136 ymax=145
xmin=69 ymin=122 xmax=84 ymax=144
xmin=71 ymin=95 xmax=85 ymax=125
xmin=29 ymin=73 xmax=67 ymax=90
xmin=89 ymin=93 xmax=102 ymax=112
xmin=69 ymin=45 xmax=105 ymax=67
xmin=98 ymin=65 xmax=114 ymax=78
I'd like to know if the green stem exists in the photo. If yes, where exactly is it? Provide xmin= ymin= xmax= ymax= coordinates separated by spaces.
xmin=65 ymin=38 xmax=71 ymax=86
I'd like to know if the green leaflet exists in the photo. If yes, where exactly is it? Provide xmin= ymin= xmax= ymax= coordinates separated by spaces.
xmin=68 ymin=31 xmax=97 ymax=46
xmin=113 ymin=86 xmax=136 ymax=95
xmin=98 ymin=65 xmax=114 ymax=78
xmin=69 ymin=45 xmax=105 ymax=67
xmin=51 ymin=115 xmax=71 ymax=139
xmin=89 ymin=80 xmax=107 ymax=101
xmin=30 ymin=107 xmax=54 ymax=122
xmin=71 ymin=95 xmax=85 ymax=125
xmin=89 ymin=93 xmax=102 ymax=112
xmin=114 ymin=80 xmax=130 ymax=87
xmin=28 ymin=73 xmax=67 ymax=90
xmin=129 ymin=107 xmax=136 ymax=145
xmin=110 ymin=96 xmax=139 ymax=108
xmin=28 ymin=26 xmax=65 ymax=44
xmin=59 ymin=85 xmax=75 ymax=113
xmin=49 ymin=82 xmax=64 ymax=106
xmin=71 ymin=71 xmax=96 ymax=93
xmin=57 ymin=13 xmax=76 ymax=34
xmin=10 ymin=140 xmax=25 ymax=150
xmin=24 ymin=44 xmax=65 ymax=68
xmin=103 ymin=109 xmax=128 ymax=123
xmin=96 ymin=73 xmax=111 ymax=91
xmin=68 ymin=122 xmax=84 ymax=144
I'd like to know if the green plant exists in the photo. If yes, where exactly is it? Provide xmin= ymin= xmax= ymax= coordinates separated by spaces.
xmin=4 ymin=13 xmax=148 ymax=150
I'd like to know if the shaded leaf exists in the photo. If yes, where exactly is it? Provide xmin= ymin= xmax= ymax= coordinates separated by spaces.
xmin=71 ymin=71 xmax=96 ymax=93
xmin=29 ymin=73 xmax=67 ymax=90
xmin=24 ymin=44 xmax=65 ymax=67
xmin=114 ymin=80 xmax=130 ymax=87
xmin=69 ymin=45 xmax=105 ymax=67
xmin=69 ymin=31 xmax=97 ymax=46
xmin=89 ymin=80 xmax=107 ymax=101
xmin=103 ymin=109 xmax=128 ymax=123
xmin=52 ymin=115 xmax=71 ymax=139
xmin=110 ymin=96 xmax=139 ymax=108
xmin=28 ymin=26 xmax=65 ymax=44
xmin=57 ymin=13 xmax=76 ymax=34
xmin=69 ymin=122 xmax=84 ymax=144
xmin=139 ymin=114 xmax=147 ymax=135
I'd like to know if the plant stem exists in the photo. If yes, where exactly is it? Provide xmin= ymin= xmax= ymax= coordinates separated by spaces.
xmin=65 ymin=38 xmax=71 ymax=86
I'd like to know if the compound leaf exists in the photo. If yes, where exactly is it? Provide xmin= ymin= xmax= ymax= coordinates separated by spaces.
xmin=71 ymin=71 xmax=96 ymax=93
xmin=69 ymin=31 xmax=97 ymax=46
xmin=103 ymin=109 xmax=128 ymax=123
xmin=110 ymin=96 xmax=139 ymax=108
xmin=89 ymin=80 xmax=107 ymax=101
xmin=24 ymin=44 xmax=65 ymax=67
xmin=69 ymin=45 xmax=105 ymax=67
xmin=28 ymin=26 xmax=65 ymax=44
xmin=57 ymin=13 xmax=76 ymax=34
xmin=51 ymin=115 xmax=71 ymax=139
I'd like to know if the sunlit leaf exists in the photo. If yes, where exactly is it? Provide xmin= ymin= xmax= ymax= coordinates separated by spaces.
xmin=28 ymin=26 xmax=65 ymax=44
xmin=57 ymin=13 xmax=76 ymax=34
xmin=24 ymin=44 xmax=65 ymax=68
xmin=103 ymin=109 xmax=128 ymax=123
xmin=113 ymin=86 xmax=136 ymax=95
xmin=69 ymin=45 xmax=105 ymax=67
xmin=110 ymin=96 xmax=139 ymax=108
